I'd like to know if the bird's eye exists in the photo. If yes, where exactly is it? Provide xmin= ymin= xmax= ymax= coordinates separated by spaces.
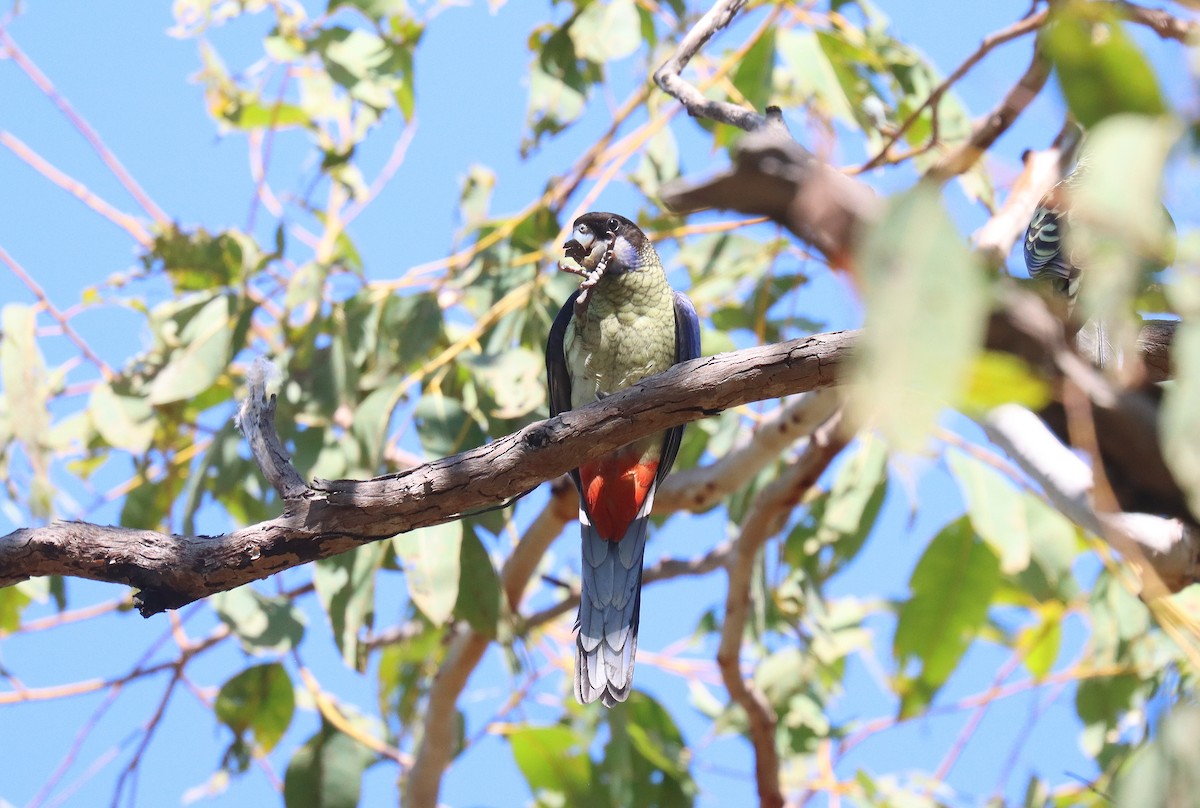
xmin=606 ymin=217 xmax=620 ymax=232
xmin=576 ymin=224 xmax=590 ymax=237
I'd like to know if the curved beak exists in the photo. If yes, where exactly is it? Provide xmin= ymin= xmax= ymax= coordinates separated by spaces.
xmin=562 ymin=225 xmax=596 ymax=265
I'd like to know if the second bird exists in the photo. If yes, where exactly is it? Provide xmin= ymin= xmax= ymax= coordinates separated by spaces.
xmin=545 ymin=212 xmax=701 ymax=707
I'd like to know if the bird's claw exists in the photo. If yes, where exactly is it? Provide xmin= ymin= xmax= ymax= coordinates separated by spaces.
xmin=571 ymin=234 xmax=615 ymax=318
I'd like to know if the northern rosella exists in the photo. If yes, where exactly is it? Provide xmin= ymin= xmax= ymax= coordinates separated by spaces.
xmin=545 ymin=212 xmax=701 ymax=706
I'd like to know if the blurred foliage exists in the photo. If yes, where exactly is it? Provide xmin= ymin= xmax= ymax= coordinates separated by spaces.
xmin=0 ymin=0 xmax=1198 ymax=806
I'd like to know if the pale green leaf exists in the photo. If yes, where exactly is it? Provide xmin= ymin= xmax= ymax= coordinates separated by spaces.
xmin=148 ymin=293 xmax=234 ymax=405
xmin=1018 ymin=605 xmax=1063 ymax=680
xmin=212 ymin=587 xmax=306 ymax=655
xmin=776 ymin=29 xmax=854 ymax=124
xmin=1071 ymin=115 xmax=1179 ymax=342
xmin=947 ymin=449 xmax=1031 ymax=574
xmin=1044 ymin=1 xmax=1166 ymax=128
xmin=89 ymin=381 xmax=156 ymax=454
xmin=314 ymin=543 xmax=387 ymax=670
xmin=571 ymin=0 xmax=640 ymax=63
xmin=959 ymin=352 xmax=1051 ymax=415
xmin=392 ymin=521 xmax=462 ymax=625
xmin=452 ymin=529 xmax=501 ymax=638
xmin=507 ymin=725 xmax=594 ymax=803
xmin=1161 ymin=270 xmax=1200 ymax=520
xmin=850 ymin=186 xmax=988 ymax=451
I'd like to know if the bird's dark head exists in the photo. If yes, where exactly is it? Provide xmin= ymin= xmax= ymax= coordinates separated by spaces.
xmin=562 ymin=212 xmax=648 ymax=273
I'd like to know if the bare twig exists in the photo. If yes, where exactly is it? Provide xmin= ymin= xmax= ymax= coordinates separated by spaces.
xmin=717 ymin=409 xmax=847 ymax=808
xmin=0 ymin=29 xmax=170 ymax=225
xmin=1118 ymin=1 xmax=1200 ymax=42
xmin=652 ymin=0 xmax=767 ymax=131
xmin=860 ymin=7 xmax=1049 ymax=172
xmin=0 ymin=244 xmax=115 ymax=381
xmin=657 ymin=389 xmax=842 ymax=513
xmin=925 ymin=46 xmax=1051 ymax=182
xmin=0 ymin=132 xmax=155 ymax=247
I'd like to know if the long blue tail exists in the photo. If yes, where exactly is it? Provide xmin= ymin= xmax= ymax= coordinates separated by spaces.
xmin=574 ymin=490 xmax=653 ymax=707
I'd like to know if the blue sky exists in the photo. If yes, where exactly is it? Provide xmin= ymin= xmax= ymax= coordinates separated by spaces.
xmin=1 ymin=1 xmax=1196 ymax=806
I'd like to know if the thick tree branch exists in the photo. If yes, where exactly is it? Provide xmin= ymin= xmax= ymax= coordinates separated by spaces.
xmin=984 ymin=405 xmax=1197 ymax=594
xmin=0 ymin=332 xmax=853 ymax=613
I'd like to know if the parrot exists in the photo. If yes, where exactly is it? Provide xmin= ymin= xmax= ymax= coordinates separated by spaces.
xmin=1024 ymin=157 xmax=1090 ymax=311
xmin=545 ymin=211 xmax=701 ymax=707
xmin=1024 ymin=156 xmax=1174 ymax=367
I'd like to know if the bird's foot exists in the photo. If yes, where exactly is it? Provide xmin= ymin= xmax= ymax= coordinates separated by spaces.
xmin=572 ymin=243 xmax=614 ymax=317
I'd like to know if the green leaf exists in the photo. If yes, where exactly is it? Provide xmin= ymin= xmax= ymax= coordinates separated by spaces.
xmin=143 ymin=225 xmax=250 ymax=291
xmin=211 ymin=587 xmax=307 ymax=654
xmin=283 ymin=720 xmax=376 ymax=808
xmin=947 ymin=449 xmax=1031 ymax=574
xmin=571 ymin=0 xmax=640 ymax=63
xmin=1159 ymin=260 xmax=1200 ymax=519
xmin=0 ymin=303 xmax=52 ymax=516
xmin=959 ymin=352 xmax=1051 ymax=415
xmin=309 ymin=26 xmax=415 ymax=113
xmin=777 ymin=29 xmax=855 ymax=125
xmin=599 ymin=692 xmax=696 ymax=807
xmin=1043 ymin=1 xmax=1166 ymax=128
xmin=731 ymin=26 xmax=776 ymax=116
xmin=1019 ymin=493 xmax=1080 ymax=601
xmin=392 ymin=521 xmax=462 ymax=625
xmin=452 ymin=529 xmax=502 ymax=638
xmin=314 ymin=543 xmax=387 ymax=670
xmin=0 ymin=585 xmax=32 ymax=633
xmin=148 ymin=293 xmax=234 ymax=405
xmin=507 ymin=725 xmax=595 ymax=804
xmin=523 ymin=27 xmax=595 ymax=155
xmin=89 ymin=380 xmax=156 ymax=454
xmin=817 ymin=435 xmax=887 ymax=558
xmin=216 ymin=663 xmax=295 ymax=756
xmin=850 ymin=186 xmax=988 ymax=451
xmin=413 ymin=393 xmax=487 ymax=459
xmin=1017 ymin=604 xmax=1063 ymax=680
xmin=1114 ymin=703 xmax=1200 ymax=808
xmin=893 ymin=517 xmax=1001 ymax=717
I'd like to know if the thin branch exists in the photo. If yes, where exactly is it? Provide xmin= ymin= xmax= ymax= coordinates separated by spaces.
xmin=1118 ymin=1 xmax=1200 ymax=42
xmin=860 ymin=7 xmax=1049 ymax=172
xmin=0 ymin=244 xmax=115 ymax=381
xmin=652 ymin=0 xmax=767 ymax=131
xmin=0 ymin=29 xmax=170 ymax=225
xmin=656 ymin=389 xmax=841 ymax=513
xmin=717 ymin=409 xmax=847 ymax=808
xmin=0 ymin=131 xmax=155 ymax=247
xmin=925 ymin=47 xmax=1051 ymax=182
xmin=521 ymin=539 xmax=735 ymax=632
xmin=983 ymin=405 xmax=1197 ymax=593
